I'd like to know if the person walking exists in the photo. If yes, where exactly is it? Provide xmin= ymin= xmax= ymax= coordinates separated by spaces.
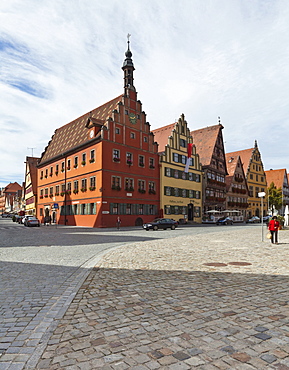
xmin=116 ymin=216 xmax=121 ymax=230
xmin=268 ymin=216 xmax=280 ymax=244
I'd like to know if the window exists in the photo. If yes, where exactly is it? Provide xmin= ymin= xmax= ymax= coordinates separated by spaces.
xmin=138 ymin=180 xmax=145 ymax=191
xmin=74 ymin=157 xmax=78 ymax=168
xmin=90 ymin=176 xmax=96 ymax=190
xmin=139 ymin=155 xmax=144 ymax=167
xmin=67 ymin=182 xmax=71 ymax=192
xmin=130 ymin=132 xmax=135 ymax=139
xmin=81 ymin=179 xmax=87 ymax=191
xmin=45 ymin=169 xmax=48 ymax=178
xmin=56 ymin=164 xmax=59 ymax=174
xmin=49 ymin=187 xmax=53 ymax=195
xmin=90 ymin=150 xmax=95 ymax=163
xmin=173 ymin=153 xmax=179 ymax=162
xmin=74 ymin=181 xmax=79 ymax=192
xmin=149 ymin=158 xmax=155 ymax=168
xmin=89 ymin=203 xmax=96 ymax=215
xmin=81 ymin=204 xmax=87 ymax=215
xmin=40 ymin=208 xmax=43 ymax=216
xmin=61 ymin=162 xmax=65 ymax=172
xmin=250 ymin=174 xmax=253 ymax=180
xmin=61 ymin=184 xmax=65 ymax=193
xmin=40 ymin=189 xmax=43 ymax=197
xmin=180 ymin=139 xmax=186 ymax=147
xmin=113 ymin=149 xmax=120 ymax=161
xmin=196 ymin=174 xmax=200 ymax=182
xmin=111 ymin=203 xmax=119 ymax=214
xmin=112 ymin=176 xmax=121 ymax=189
xmin=174 ymin=188 xmax=179 ymax=197
xmin=148 ymin=181 xmax=155 ymax=194
xmin=55 ymin=185 xmax=60 ymax=195
xmin=125 ymin=178 xmax=134 ymax=191
xmin=126 ymin=152 xmax=133 ymax=165
xmin=126 ymin=204 xmax=132 ymax=214
xmin=115 ymin=127 xmax=120 ymax=134
xmin=67 ymin=159 xmax=71 ymax=170
xmin=138 ymin=204 xmax=144 ymax=214
xmin=50 ymin=166 xmax=53 ymax=176
xmin=165 ymin=186 xmax=171 ymax=196
xmin=165 ymin=167 xmax=171 ymax=177
xmin=125 ymin=110 xmax=128 ymax=115
xmin=82 ymin=153 xmax=86 ymax=165
xmin=40 ymin=171 xmax=43 ymax=179
xmin=144 ymin=136 xmax=148 ymax=142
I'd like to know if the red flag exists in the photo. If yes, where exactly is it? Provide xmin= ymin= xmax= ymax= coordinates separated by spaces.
xmin=185 ymin=143 xmax=193 ymax=173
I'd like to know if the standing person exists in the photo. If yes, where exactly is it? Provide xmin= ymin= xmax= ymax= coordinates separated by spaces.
xmin=116 ymin=216 xmax=121 ymax=230
xmin=268 ymin=216 xmax=280 ymax=244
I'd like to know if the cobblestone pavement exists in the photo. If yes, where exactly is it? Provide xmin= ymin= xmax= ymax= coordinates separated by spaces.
xmin=31 ymin=227 xmax=289 ymax=370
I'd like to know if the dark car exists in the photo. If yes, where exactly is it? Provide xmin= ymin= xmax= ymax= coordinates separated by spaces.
xmin=216 ymin=216 xmax=233 ymax=225
xmin=24 ymin=217 xmax=40 ymax=227
xmin=143 ymin=218 xmax=178 ymax=231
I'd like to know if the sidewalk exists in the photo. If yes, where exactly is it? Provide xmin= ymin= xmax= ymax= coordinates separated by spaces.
xmin=33 ymin=228 xmax=289 ymax=368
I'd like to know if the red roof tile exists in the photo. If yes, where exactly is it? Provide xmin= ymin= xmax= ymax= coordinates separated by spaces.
xmin=225 ymin=148 xmax=254 ymax=175
xmin=265 ymin=169 xmax=287 ymax=189
xmin=40 ymin=95 xmax=122 ymax=164
xmin=152 ymin=123 xmax=176 ymax=153
xmin=190 ymin=124 xmax=222 ymax=167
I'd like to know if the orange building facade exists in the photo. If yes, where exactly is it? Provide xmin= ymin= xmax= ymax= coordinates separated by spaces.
xmin=37 ymin=41 xmax=160 ymax=227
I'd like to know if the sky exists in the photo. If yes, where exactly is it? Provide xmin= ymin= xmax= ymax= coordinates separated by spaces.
xmin=1 ymin=0 xmax=289 ymax=188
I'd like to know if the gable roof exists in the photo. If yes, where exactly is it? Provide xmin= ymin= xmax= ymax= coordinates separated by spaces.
xmin=4 ymin=182 xmax=22 ymax=193
xmin=225 ymin=154 xmax=240 ymax=177
xmin=152 ymin=123 xmax=176 ymax=153
xmin=26 ymin=157 xmax=39 ymax=192
xmin=265 ymin=169 xmax=287 ymax=189
xmin=190 ymin=124 xmax=222 ymax=167
xmin=39 ymin=95 xmax=123 ymax=164
xmin=225 ymin=148 xmax=254 ymax=175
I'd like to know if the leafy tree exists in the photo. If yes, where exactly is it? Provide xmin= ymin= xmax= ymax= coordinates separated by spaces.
xmin=267 ymin=182 xmax=283 ymax=214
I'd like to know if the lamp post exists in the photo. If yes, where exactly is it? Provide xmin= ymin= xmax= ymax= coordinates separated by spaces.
xmin=258 ymin=191 xmax=266 ymax=241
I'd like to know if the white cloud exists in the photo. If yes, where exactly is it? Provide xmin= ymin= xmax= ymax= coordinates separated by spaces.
xmin=1 ymin=0 xmax=289 ymax=187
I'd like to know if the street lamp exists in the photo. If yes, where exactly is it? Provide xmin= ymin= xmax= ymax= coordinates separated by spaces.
xmin=258 ymin=191 xmax=266 ymax=241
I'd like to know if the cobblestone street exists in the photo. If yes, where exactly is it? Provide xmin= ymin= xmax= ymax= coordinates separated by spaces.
xmin=32 ymin=226 xmax=289 ymax=370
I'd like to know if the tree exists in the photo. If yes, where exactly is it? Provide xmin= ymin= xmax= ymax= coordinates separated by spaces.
xmin=267 ymin=182 xmax=283 ymax=214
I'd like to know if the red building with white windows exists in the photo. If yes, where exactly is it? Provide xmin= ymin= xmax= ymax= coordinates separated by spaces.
xmin=37 ymin=40 xmax=160 ymax=227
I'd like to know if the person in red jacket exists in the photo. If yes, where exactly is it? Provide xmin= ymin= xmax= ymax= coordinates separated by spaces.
xmin=268 ymin=216 xmax=280 ymax=244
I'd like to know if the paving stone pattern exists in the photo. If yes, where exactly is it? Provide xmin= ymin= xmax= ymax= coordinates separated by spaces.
xmin=33 ymin=228 xmax=289 ymax=369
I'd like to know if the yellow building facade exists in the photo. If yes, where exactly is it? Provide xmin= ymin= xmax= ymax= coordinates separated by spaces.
xmin=152 ymin=114 xmax=203 ymax=223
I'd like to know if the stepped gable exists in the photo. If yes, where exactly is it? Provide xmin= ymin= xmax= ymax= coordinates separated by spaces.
xmin=152 ymin=123 xmax=175 ymax=153
xmin=40 ymin=95 xmax=122 ymax=164
xmin=265 ymin=168 xmax=287 ymax=189
xmin=225 ymin=148 xmax=253 ymax=175
xmin=190 ymin=124 xmax=221 ymax=166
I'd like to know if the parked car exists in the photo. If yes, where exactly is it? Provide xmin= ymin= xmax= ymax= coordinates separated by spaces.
xmin=143 ymin=218 xmax=178 ymax=231
xmin=246 ymin=216 xmax=260 ymax=223
xmin=22 ymin=215 xmax=36 ymax=225
xmin=216 ymin=216 xmax=233 ymax=225
xmin=24 ymin=217 xmax=40 ymax=227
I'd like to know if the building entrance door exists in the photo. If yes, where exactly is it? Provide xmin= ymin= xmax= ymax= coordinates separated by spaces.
xmin=188 ymin=203 xmax=194 ymax=221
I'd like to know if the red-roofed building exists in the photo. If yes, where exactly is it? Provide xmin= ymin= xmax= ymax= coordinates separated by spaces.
xmin=0 ymin=182 xmax=22 ymax=214
xmin=152 ymin=114 xmax=203 ymax=223
xmin=265 ymin=168 xmax=289 ymax=215
xmin=37 ymin=41 xmax=160 ymax=227
xmin=225 ymin=154 xmax=249 ymax=221
xmin=191 ymin=122 xmax=228 ymax=217
xmin=226 ymin=141 xmax=267 ymax=218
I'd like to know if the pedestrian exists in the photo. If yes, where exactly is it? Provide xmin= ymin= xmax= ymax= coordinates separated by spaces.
xmin=268 ymin=216 xmax=280 ymax=244
xmin=116 ymin=216 xmax=121 ymax=230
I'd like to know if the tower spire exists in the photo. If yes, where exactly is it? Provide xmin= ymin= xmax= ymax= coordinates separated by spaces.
xmin=122 ymin=34 xmax=135 ymax=94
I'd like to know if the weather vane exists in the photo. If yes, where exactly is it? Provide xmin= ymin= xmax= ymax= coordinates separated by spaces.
xmin=127 ymin=33 xmax=131 ymax=42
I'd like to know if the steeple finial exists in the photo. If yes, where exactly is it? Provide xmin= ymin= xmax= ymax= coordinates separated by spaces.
xmin=122 ymin=34 xmax=135 ymax=92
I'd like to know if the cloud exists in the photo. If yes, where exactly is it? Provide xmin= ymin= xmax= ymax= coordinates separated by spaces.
xmin=1 ymin=0 xmax=289 ymax=188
